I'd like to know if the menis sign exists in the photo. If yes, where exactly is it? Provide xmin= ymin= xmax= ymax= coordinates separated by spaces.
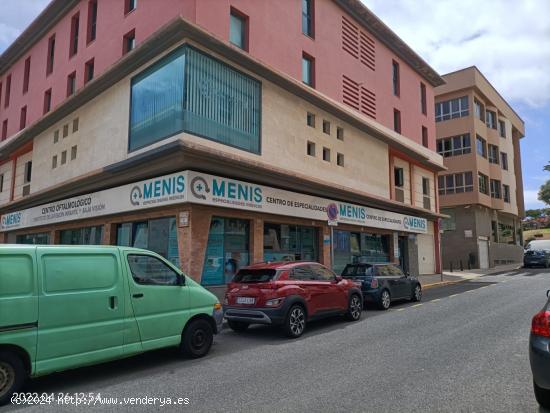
xmin=1 ymin=171 xmax=428 ymax=234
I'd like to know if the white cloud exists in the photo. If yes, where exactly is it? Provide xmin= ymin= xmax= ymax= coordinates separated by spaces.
xmin=0 ymin=0 xmax=50 ymax=53
xmin=524 ymin=189 xmax=548 ymax=209
xmin=362 ymin=0 xmax=550 ymax=108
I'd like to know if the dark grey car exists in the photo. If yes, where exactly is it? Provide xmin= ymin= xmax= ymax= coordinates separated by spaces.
xmin=530 ymin=290 xmax=550 ymax=409
xmin=524 ymin=240 xmax=550 ymax=268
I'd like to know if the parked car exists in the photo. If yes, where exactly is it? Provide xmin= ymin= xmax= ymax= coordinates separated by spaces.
xmin=530 ymin=289 xmax=550 ymax=408
xmin=223 ymin=261 xmax=363 ymax=338
xmin=341 ymin=263 xmax=421 ymax=310
xmin=524 ymin=240 xmax=550 ymax=268
xmin=0 ymin=245 xmax=223 ymax=405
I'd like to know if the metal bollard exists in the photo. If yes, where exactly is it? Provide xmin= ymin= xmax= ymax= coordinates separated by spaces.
xmin=460 ymin=260 xmax=464 ymax=272
xmin=450 ymin=261 xmax=453 ymax=272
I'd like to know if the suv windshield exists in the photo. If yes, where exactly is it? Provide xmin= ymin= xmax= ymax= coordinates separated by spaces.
xmin=233 ymin=269 xmax=277 ymax=283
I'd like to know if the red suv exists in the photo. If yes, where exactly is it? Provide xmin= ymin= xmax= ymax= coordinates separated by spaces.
xmin=223 ymin=261 xmax=363 ymax=338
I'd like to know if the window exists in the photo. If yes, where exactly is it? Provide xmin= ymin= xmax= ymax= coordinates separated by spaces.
xmin=490 ymin=179 xmax=501 ymax=199
xmin=123 ymin=29 xmax=136 ymax=54
xmin=499 ymin=120 xmax=506 ymax=138
xmin=85 ymin=58 xmax=94 ymax=83
xmin=43 ymin=89 xmax=52 ymax=114
xmin=333 ymin=231 xmax=389 ymax=274
xmin=63 ymin=124 xmax=69 ymax=137
xmin=440 ymin=208 xmax=456 ymax=231
xmin=422 ymin=126 xmax=428 ymax=147
xmin=87 ymin=0 xmax=97 ymax=44
xmin=323 ymin=120 xmax=330 ymax=135
xmin=0 ymin=82 xmax=2 ymax=108
xmin=263 ymin=223 xmax=318 ymax=262
xmin=323 ymin=147 xmax=331 ymax=162
xmin=394 ymin=167 xmax=404 ymax=187
xmin=337 ymin=152 xmax=344 ymax=166
xmin=67 ymin=72 xmax=76 ymax=97
xmin=52 ymin=155 xmax=57 ymax=169
xmin=393 ymin=109 xmax=401 ymax=133
xmin=302 ymin=53 xmax=314 ymax=87
xmin=61 ymin=150 xmax=67 ymax=165
xmin=392 ymin=61 xmax=400 ymax=96
xmin=478 ymin=173 xmax=489 ymax=195
xmin=16 ymin=233 xmax=50 ymax=245
xmin=229 ymin=9 xmax=248 ymax=51
xmin=436 ymin=134 xmax=471 ymax=157
xmin=474 ymin=99 xmax=484 ymax=121
xmin=438 ymin=172 xmax=474 ymax=195
xmin=0 ymin=173 xmax=3 ymax=192
xmin=422 ymin=177 xmax=430 ymax=196
xmin=46 ymin=35 xmax=55 ymax=75
xmin=69 ymin=13 xmax=80 ymax=57
xmin=302 ymin=0 xmax=314 ymax=37
xmin=337 ymin=127 xmax=344 ymax=140
xmin=23 ymin=57 xmax=31 ymax=94
xmin=503 ymin=184 xmax=510 ymax=203
xmin=307 ymin=141 xmax=315 ymax=156
xmin=4 ymin=74 xmax=11 ymax=108
xmin=60 ymin=225 xmax=103 ymax=245
xmin=420 ymin=82 xmax=427 ymax=115
xmin=72 ymin=118 xmax=79 ymax=132
xmin=129 ymin=46 xmax=261 ymax=153
xmin=19 ymin=106 xmax=27 ymax=130
xmin=128 ymin=255 xmax=180 ymax=286
xmin=116 ymin=217 xmax=180 ymax=266
xmin=486 ymin=110 xmax=497 ymax=129
xmin=125 ymin=0 xmax=137 ymax=14
xmin=71 ymin=145 xmax=77 ymax=160
xmin=311 ymin=264 xmax=336 ymax=281
xmin=53 ymin=130 xmax=59 ymax=143
xmin=2 ymin=120 xmax=8 ymax=141
xmin=476 ymin=135 xmax=487 ymax=158
xmin=488 ymin=144 xmax=499 ymax=164
xmin=435 ymin=96 xmax=469 ymax=122
xmin=24 ymin=161 xmax=32 ymax=183
xmin=501 ymin=152 xmax=508 ymax=170
xmin=307 ymin=112 xmax=315 ymax=127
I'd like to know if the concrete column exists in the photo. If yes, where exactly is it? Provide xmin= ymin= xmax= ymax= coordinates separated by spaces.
xmin=187 ymin=207 xmax=212 ymax=282
xmin=321 ymin=224 xmax=331 ymax=267
xmin=250 ymin=218 xmax=264 ymax=264
xmin=103 ymin=223 xmax=116 ymax=245
xmin=51 ymin=230 xmax=59 ymax=245
xmin=407 ymin=235 xmax=419 ymax=277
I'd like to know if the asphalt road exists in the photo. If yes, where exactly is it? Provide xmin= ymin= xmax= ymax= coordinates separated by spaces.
xmin=6 ymin=267 xmax=550 ymax=413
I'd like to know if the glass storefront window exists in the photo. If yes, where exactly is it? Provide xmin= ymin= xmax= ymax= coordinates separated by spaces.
xmin=129 ymin=45 xmax=261 ymax=153
xmin=263 ymin=223 xmax=318 ymax=262
xmin=16 ymin=233 xmax=50 ymax=245
xmin=116 ymin=217 xmax=179 ymax=266
xmin=202 ymin=217 xmax=250 ymax=286
xmin=60 ymin=225 xmax=103 ymax=245
xmin=332 ymin=230 xmax=389 ymax=274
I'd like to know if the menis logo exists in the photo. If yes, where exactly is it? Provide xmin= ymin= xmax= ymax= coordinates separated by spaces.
xmin=404 ymin=216 xmax=426 ymax=231
xmin=130 ymin=175 xmax=185 ymax=206
xmin=194 ymin=177 xmax=262 ymax=203
xmin=1 ymin=212 xmax=22 ymax=227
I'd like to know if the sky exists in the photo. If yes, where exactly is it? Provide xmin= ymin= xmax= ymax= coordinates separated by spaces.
xmin=0 ymin=0 xmax=549 ymax=209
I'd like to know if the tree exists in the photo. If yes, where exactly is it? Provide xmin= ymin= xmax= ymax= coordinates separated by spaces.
xmin=539 ymin=180 xmax=550 ymax=205
xmin=544 ymin=162 xmax=550 ymax=172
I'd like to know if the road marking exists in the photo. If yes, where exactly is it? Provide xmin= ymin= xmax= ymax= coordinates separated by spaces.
xmin=396 ymin=308 xmax=405 ymax=312
xmin=430 ymin=298 xmax=441 ymax=303
xmin=412 ymin=304 xmax=423 ymax=308
xmin=515 ymin=272 xmax=529 ymax=277
xmin=450 ymin=294 xmax=458 ymax=297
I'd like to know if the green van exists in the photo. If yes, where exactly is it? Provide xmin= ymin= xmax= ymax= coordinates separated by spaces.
xmin=0 ymin=245 xmax=223 ymax=404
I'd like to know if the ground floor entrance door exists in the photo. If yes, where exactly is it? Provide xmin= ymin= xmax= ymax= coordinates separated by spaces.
xmin=478 ymin=239 xmax=489 ymax=269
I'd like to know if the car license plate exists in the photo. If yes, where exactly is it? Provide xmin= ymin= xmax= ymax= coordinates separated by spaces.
xmin=236 ymin=297 xmax=255 ymax=305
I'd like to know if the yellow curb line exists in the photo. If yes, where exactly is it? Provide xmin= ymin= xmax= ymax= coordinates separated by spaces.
xmin=423 ymin=279 xmax=467 ymax=290
xmin=411 ymin=304 xmax=423 ymax=308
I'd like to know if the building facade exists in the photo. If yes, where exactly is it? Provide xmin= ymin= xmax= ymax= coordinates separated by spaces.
xmin=0 ymin=1 xmax=445 ymax=294
xmin=435 ymin=67 xmax=525 ymax=270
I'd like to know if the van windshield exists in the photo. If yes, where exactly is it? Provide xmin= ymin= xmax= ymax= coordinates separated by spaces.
xmin=233 ymin=269 xmax=277 ymax=283
xmin=526 ymin=240 xmax=550 ymax=250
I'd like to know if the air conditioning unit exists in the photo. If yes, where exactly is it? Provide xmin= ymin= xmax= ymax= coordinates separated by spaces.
xmin=395 ymin=187 xmax=404 ymax=202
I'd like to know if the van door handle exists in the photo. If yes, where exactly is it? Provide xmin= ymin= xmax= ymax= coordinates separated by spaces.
xmin=109 ymin=296 xmax=117 ymax=309
xmin=132 ymin=293 xmax=144 ymax=299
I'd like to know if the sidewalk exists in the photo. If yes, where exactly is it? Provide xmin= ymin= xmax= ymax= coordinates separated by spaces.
xmin=419 ymin=263 xmax=522 ymax=290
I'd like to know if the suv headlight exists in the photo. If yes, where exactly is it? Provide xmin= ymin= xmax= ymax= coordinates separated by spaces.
xmin=265 ymin=298 xmax=285 ymax=307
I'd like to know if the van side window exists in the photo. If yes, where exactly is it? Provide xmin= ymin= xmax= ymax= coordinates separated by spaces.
xmin=127 ymin=255 xmax=180 ymax=286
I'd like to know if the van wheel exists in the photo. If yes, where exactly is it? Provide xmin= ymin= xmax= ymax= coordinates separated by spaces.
xmin=227 ymin=320 xmax=249 ymax=332
xmin=0 ymin=352 xmax=26 ymax=406
xmin=534 ymin=380 xmax=550 ymax=408
xmin=180 ymin=319 xmax=213 ymax=359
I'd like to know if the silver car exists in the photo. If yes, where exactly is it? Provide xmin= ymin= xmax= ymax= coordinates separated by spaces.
xmin=530 ymin=290 xmax=550 ymax=408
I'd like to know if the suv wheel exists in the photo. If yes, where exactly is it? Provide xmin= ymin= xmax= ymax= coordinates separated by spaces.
xmin=346 ymin=294 xmax=362 ymax=321
xmin=180 ymin=319 xmax=213 ymax=358
xmin=0 ymin=352 xmax=26 ymax=406
xmin=284 ymin=305 xmax=306 ymax=338
xmin=534 ymin=380 xmax=550 ymax=408
xmin=227 ymin=320 xmax=249 ymax=332
xmin=411 ymin=284 xmax=422 ymax=302
xmin=378 ymin=289 xmax=391 ymax=310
